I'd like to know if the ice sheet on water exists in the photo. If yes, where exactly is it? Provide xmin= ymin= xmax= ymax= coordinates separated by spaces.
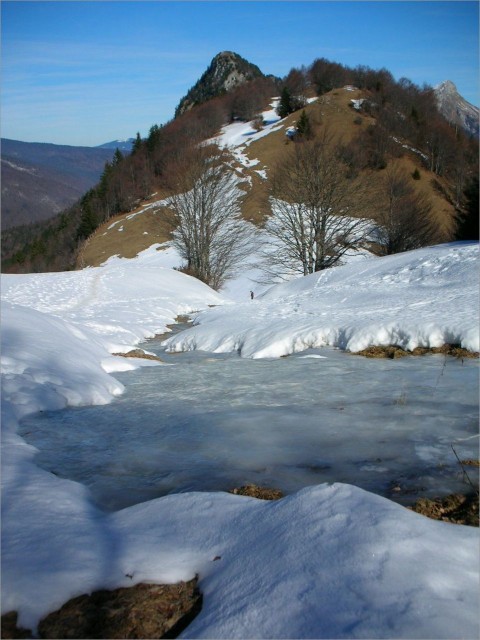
xmin=19 ymin=343 xmax=479 ymax=512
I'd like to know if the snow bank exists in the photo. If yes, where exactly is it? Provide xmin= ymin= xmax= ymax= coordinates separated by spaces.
xmin=3 ymin=478 xmax=478 ymax=638
xmin=1 ymin=242 xmax=479 ymax=638
xmin=113 ymin=484 xmax=479 ymax=640
xmin=164 ymin=243 xmax=479 ymax=358
xmin=2 ymin=246 xmax=225 ymax=352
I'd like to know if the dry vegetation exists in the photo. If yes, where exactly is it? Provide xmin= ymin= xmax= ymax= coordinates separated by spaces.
xmin=409 ymin=493 xmax=479 ymax=527
xmin=76 ymin=194 xmax=173 ymax=268
xmin=229 ymin=483 xmax=284 ymax=500
xmin=352 ymin=344 xmax=479 ymax=359
xmin=1 ymin=579 xmax=202 ymax=640
xmin=77 ymin=86 xmax=459 ymax=269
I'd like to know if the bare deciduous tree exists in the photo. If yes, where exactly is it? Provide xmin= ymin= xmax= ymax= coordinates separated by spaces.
xmin=373 ymin=165 xmax=439 ymax=255
xmin=165 ymin=146 xmax=256 ymax=290
xmin=262 ymin=134 xmax=373 ymax=279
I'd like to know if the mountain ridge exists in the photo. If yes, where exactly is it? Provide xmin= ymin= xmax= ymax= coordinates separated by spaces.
xmin=2 ymin=53 xmax=478 ymax=273
xmin=434 ymin=80 xmax=479 ymax=138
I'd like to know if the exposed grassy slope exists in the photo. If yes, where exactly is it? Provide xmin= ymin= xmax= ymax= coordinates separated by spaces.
xmin=78 ymin=87 xmax=456 ymax=268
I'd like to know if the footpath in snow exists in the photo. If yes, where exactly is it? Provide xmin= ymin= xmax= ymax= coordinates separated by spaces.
xmin=1 ymin=241 xmax=479 ymax=638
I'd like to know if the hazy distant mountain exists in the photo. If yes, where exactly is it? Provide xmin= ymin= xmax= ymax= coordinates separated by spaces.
xmin=175 ymin=51 xmax=266 ymax=117
xmin=434 ymin=80 xmax=479 ymax=138
xmin=97 ymin=138 xmax=135 ymax=151
xmin=1 ymin=139 xmax=113 ymax=230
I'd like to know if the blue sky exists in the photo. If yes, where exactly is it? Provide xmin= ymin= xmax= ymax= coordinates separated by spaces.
xmin=1 ymin=1 xmax=478 ymax=146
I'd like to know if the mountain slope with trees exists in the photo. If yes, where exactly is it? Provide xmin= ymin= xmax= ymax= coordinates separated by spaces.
xmin=2 ymin=53 xmax=477 ymax=278
xmin=1 ymin=139 xmax=115 ymax=230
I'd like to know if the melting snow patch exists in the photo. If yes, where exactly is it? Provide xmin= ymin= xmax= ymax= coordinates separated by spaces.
xmin=351 ymin=98 xmax=365 ymax=110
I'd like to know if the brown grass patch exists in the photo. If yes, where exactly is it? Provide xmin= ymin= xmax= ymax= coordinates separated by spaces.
xmin=77 ymin=194 xmax=173 ymax=268
xmin=76 ymin=87 xmax=457 ymax=269
xmin=112 ymin=349 xmax=163 ymax=362
xmin=1 ymin=578 xmax=202 ymax=639
xmin=352 ymin=344 xmax=479 ymax=359
xmin=409 ymin=493 xmax=479 ymax=527
xmin=229 ymin=483 xmax=284 ymax=500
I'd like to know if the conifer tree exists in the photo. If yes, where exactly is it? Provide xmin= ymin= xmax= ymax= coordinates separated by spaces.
xmin=132 ymin=132 xmax=142 ymax=154
xmin=277 ymin=87 xmax=293 ymax=118
xmin=296 ymin=110 xmax=312 ymax=139
xmin=112 ymin=148 xmax=124 ymax=166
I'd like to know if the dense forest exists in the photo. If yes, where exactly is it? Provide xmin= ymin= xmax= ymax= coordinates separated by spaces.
xmin=2 ymin=57 xmax=478 ymax=274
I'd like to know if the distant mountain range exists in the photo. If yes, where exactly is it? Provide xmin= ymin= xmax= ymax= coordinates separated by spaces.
xmin=1 ymin=139 xmax=123 ymax=230
xmin=96 ymin=139 xmax=135 ymax=151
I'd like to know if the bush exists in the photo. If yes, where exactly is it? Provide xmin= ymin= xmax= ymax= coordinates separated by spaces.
xmin=252 ymin=116 xmax=264 ymax=131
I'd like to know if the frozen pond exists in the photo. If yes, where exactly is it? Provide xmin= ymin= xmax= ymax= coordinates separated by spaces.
xmin=20 ymin=330 xmax=479 ymax=512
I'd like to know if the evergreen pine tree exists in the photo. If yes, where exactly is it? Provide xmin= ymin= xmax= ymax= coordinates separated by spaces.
xmin=456 ymin=176 xmax=479 ymax=240
xmin=132 ymin=132 xmax=142 ymax=154
xmin=76 ymin=203 xmax=98 ymax=241
xmin=296 ymin=110 xmax=312 ymax=139
xmin=112 ymin=148 xmax=124 ymax=166
xmin=277 ymin=87 xmax=293 ymax=118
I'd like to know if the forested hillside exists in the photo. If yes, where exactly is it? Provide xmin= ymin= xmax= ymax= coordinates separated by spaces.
xmin=2 ymin=55 xmax=478 ymax=275
xmin=1 ymin=139 xmax=114 ymax=230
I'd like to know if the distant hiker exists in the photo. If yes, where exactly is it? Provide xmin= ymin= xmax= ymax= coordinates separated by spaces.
xmin=250 ymin=291 xmax=254 ymax=300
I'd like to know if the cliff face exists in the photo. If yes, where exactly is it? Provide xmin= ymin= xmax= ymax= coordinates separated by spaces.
xmin=434 ymin=80 xmax=479 ymax=138
xmin=175 ymin=51 xmax=265 ymax=116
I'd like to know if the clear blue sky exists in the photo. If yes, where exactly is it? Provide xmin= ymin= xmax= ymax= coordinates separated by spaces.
xmin=1 ymin=1 xmax=478 ymax=146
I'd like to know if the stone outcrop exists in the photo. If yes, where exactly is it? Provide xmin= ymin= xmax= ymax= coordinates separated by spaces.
xmin=434 ymin=80 xmax=479 ymax=138
xmin=175 ymin=51 xmax=265 ymax=116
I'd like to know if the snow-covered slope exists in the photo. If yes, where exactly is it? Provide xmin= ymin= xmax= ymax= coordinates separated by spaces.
xmin=164 ymin=242 xmax=479 ymax=358
xmin=1 ymin=242 xmax=479 ymax=638
xmin=1 ymin=247 xmax=225 ymax=423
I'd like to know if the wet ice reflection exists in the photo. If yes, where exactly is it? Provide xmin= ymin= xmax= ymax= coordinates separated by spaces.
xmin=19 ymin=340 xmax=479 ymax=512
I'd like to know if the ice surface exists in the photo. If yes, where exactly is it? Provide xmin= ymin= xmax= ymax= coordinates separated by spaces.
xmin=20 ymin=341 xmax=479 ymax=512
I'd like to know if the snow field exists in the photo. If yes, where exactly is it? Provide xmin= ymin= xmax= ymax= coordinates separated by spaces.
xmin=164 ymin=243 xmax=479 ymax=357
xmin=1 ymin=241 xmax=479 ymax=638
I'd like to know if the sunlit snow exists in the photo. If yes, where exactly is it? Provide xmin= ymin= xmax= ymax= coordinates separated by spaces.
xmin=1 ymin=241 xmax=479 ymax=638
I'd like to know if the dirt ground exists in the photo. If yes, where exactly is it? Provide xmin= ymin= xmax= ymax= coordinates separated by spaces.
xmin=409 ymin=493 xmax=479 ymax=527
xmin=1 ymin=579 xmax=201 ymax=640
xmin=112 ymin=349 xmax=163 ymax=362
xmin=229 ymin=482 xmax=284 ymax=500
xmin=352 ymin=344 xmax=479 ymax=359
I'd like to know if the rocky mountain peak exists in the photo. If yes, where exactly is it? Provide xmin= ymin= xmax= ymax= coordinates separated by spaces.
xmin=435 ymin=80 xmax=457 ymax=95
xmin=434 ymin=80 xmax=479 ymax=138
xmin=175 ymin=51 xmax=265 ymax=117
